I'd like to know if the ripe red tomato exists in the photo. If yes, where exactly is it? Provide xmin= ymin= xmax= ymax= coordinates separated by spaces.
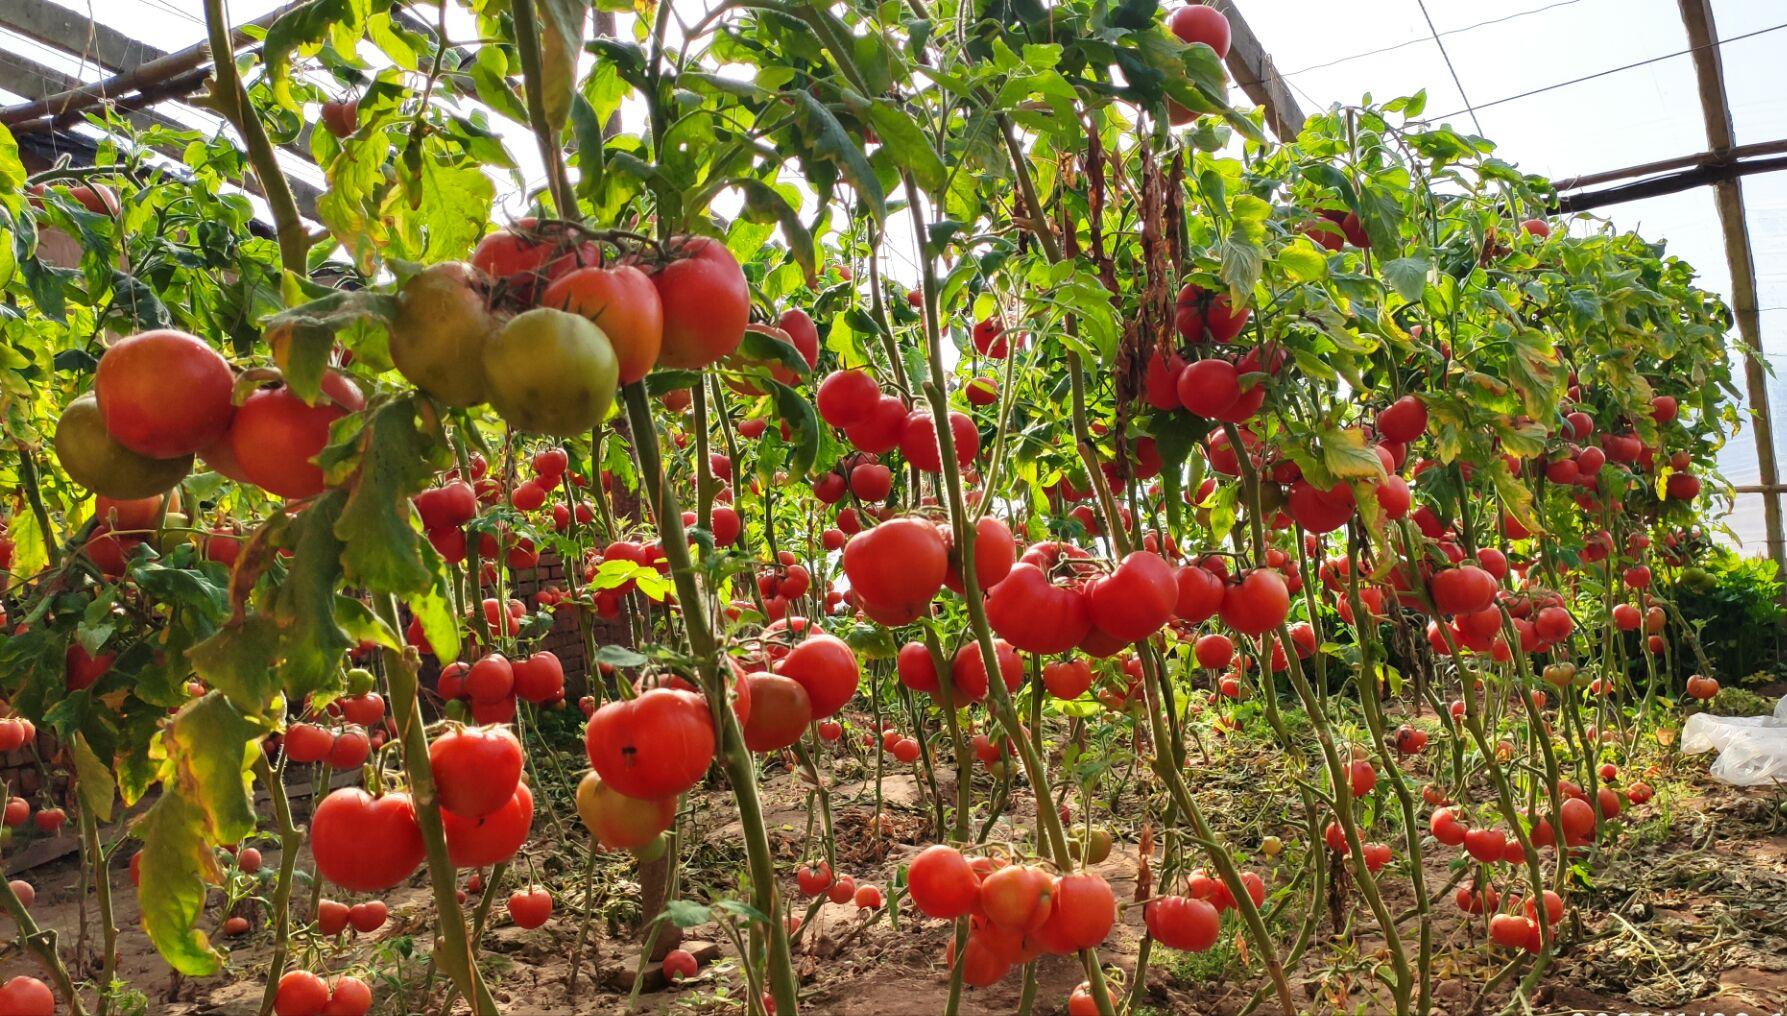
xmin=980 ymin=865 xmax=1054 ymax=932
xmin=1144 ymin=895 xmax=1220 ymax=951
xmin=507 ymin=886 xmax=553 ymax=929
xmin=1220 ymin=569 xmax=1290 ymax=636
xmin=949 ymin=639 xmax=1022 ymax=703
xmin=512 ymin=652 xmax=566 ymax=703
xmin=985 ymin=563 xmax=1093 ymax=655
xmin=844 ymin=395 xmax=909 ymax=454
xmin=541 ymin=265 xmax=663 ymax=384
xmin=429 ymin=726 xmax=524 ymax=819
xmin=316 ymin=900 xmax=350 ymax=936
xmin=1038 ymin=872 xmax=1115 ymax=952
xmin=817 ymin=369 xmax=880 ymax=428
xmin=1429 ymin=565 xmax=1497 ymax=616
xmin=651 ymin=236 xmax=749 ymax=370
xmin=842 ymin=518 xmax=948 ymax=623
xmin=1490 ymin=913 xmax=1534 ymax=949
xmin=1087 ymin=550 xmax=1178 ymax=642
xmin=1176 ymin=358 xmax=1241 ymax=418
xmin=774 ymin=633 xmax=859 ymax=719
xmin=907 ymin=845 xmax=980 ymax=919
xmin=1167 ymin=5 xmax=1231 ymax=57
xmin=310 ymin=789 xmax=425 ymax=892
xmin=1043 ymin=658 xmax=1094 ymax=700
xmin=740 ymin=673 xmax=812 ymax=752
xmin=273 ymin=969 xmax=330 ymax=1016
xmin=661 ymin=949 xmax=699 ymax=981
xmin=324 ymin=975 xmax=372 ymax=1016
xmin=472 ymin=221 xmax=599 ymax=305
xmin=347 ymin=900 xmax=387 ymax=933
xmin=900 ymin=410 xmax=979 ymax=472
xmin=943 ymin=516 xmax=1016 ymax=594
xmin=460 ymin=653 xmax=513 ymax=703
xmin=284 ymin=723 xmax=334 ymax=764
xmin=585 ymin=688 xmax=715 ymax=800
xmin=441 ymin=782 xmax=533 ymax=868
xmin=850 ymin=462 xmax=893 ymax=502
xmin=95 ymin=330 xmax=236 ymax=458
xmin=227 ymin=371 xmax=365 ymax=499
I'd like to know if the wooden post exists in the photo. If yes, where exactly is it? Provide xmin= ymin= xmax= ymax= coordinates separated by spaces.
xmin=1211 ymin=1 xmax=1307 ymax=140
xmin=1675 ymin=0 xmax=1787 ymax=577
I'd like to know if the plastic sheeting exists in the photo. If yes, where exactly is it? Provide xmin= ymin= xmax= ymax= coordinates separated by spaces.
xmin=1680 ymin=697 xmax=1787 ymax=786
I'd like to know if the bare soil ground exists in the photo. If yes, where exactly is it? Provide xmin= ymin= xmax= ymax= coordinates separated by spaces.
xmin=2 ymin=736 xmax=1783 ymax=1016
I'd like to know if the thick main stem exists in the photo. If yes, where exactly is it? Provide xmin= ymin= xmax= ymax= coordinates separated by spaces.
xmin=199 ymin=0 xmax=309 ymax=274
xmin=251 ymin=756 xmax=299 ymax=1016
xmin=374 ymin=596 xmax=497 ymax=1015
xmin=621 ymin=382 xmax=801 ymax=1016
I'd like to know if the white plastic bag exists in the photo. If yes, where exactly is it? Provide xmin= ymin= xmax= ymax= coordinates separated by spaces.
xmin=1679 ymin=696 xmax=1787 ymax=787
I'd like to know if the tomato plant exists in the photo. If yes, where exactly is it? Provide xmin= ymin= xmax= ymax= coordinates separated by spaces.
xmin=0 ymin=0 xmax=1756 ymax=1014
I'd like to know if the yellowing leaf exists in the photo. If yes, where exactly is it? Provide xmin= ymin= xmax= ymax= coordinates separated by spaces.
xmin=1320 ymin=427 xmax=1387 ymax=482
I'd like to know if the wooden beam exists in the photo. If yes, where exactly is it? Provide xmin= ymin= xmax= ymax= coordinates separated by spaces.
xmin=0 ymin=50 xmax=321 ymax=219
xmin=1210 ymin=1 xmax=1306 ymax=140
xmin=0 ymin=1 xmax=304 ymax=127
xmin=0 ymin=49 xmax=187 ymax=136
xmin=1676 ymin=0 xmax=1786 ymax=572
xmin=1554 ymin=150 xmax=1787 ymax=212
xmin=1552 ymin=136 xmax=1787 ymax=193
xmin=0 ymin=0 xmax=156 ymax=76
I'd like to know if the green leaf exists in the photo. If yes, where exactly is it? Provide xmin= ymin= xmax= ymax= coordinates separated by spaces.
xmin=336 ymin=596 xmax=400 ymax=650
xmin=332 ymin=398 xmax=451 ymax=595
xmin=1276 ymin=243 xmax=1328 ymax=283
xmin=1382 ymin=256 xmax=1430 ymax=302
xmin=843 ymin=624 xmax=898 ymax=661
xmin=766 ymin=379 xmax=820 ymax=477
xmin=187 ymin=617 xmax=283 ymax=715
xmin=739 ymin=328 xmax=812 ymax=378
xmin=786 ymin=90 xmax=885 ymax=221
xmin=595 ymin=644 xmax=647 ymax=667
xmin=665 ymin=899 xmax=712 ymax=928
xmin=713 ymin=898 xmax=772 ymax=924
xmin=7 ymin=506 xmax=49 ymax=584
xmin=263 ymin=291 xmax=395 ymax=402
xmin=263 ymin=0 xmax=365 ymax=112
xmin=733 ymin=179 xmax=816 ymax=284
xmin=1490 ymin=458 xmax=1546 ymax=537
xmin=409 ymin=550 xmax=462 ymax=664
xmin=165 ymin=693 xmax=262 ymax=847
xmin=867 ymin=102 xmax=945 ymax=194
xmin=0 ymin=124 xmax=23 ymax=191
xmin=72 ymin=733 xmax=115 ymax=823
xmin=271 ymin=491 xmax=353 ymax=701
xmin=570 ymin=92 xmax=605 ymax=206
xmin=133 ymin=788 xmax=223 ymax=975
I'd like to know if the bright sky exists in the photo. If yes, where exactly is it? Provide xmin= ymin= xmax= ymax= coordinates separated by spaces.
xmin=7 ymin=0 xmax=1785 ymax=552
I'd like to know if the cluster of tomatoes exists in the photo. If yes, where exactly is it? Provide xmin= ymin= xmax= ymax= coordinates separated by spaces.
xmin=279 ymin=690 xmax=388 ymax=770
xmin=53 ymin=327 xmax=366 ymax=508
xmin=271 ymin=971 xmax=373 ymax=1016
xmin=302 ymin=724 xmax=532 ymax=906
xmin=436 ymin=647 xmax=566 ymax=725
xmin=895 ymin=844 xmax=1119 ymax=987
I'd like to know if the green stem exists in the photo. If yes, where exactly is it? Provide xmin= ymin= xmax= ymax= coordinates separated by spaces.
xmin=252 ymin=756 xmax=300 ymax=1016
xmin=620 ymin=382 xmax=800 ymax=1016
xmin=199 ymin=0 xmax=309 ymax=274
xmin=373 ymin=595 xmax=497 ymax=1014
xmin=0 ymin=788 xmax=87 ymax=1016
